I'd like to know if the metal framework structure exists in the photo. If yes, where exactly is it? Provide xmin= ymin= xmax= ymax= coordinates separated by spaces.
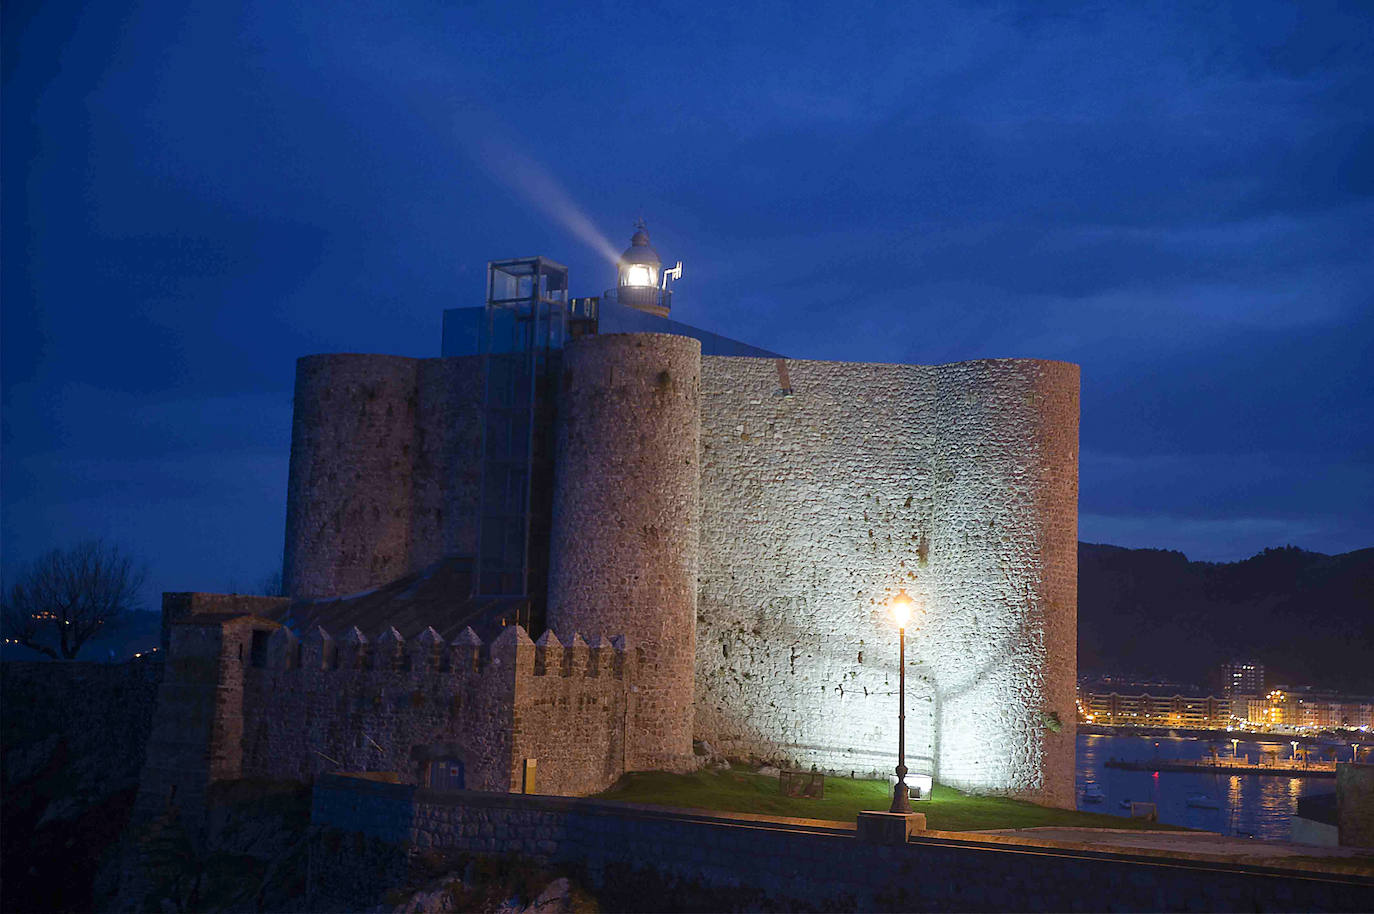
xmin=473 ymin=257 xmax=569 ymax=613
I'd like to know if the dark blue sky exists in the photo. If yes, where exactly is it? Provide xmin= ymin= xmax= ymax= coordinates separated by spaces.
xmin=4 ymin=1 xmax=1372 ymax=600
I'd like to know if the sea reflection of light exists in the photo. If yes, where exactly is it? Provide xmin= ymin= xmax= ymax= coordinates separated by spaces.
xmin=1077 ymin=733 xmax=1330 ymax=841
xmin=1224 ymin=776 xmax=1245 ymax=836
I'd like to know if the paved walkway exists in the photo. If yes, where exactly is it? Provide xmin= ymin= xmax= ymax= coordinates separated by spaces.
xmin=968 ymin=827 xmax=1373 ymax=866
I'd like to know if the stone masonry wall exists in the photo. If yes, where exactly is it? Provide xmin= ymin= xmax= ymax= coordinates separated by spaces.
xmin=159 ymin=592 xmax=291 ymax=655
xmin=411 ymin=358 xmax=485 ymax=568
xmin=927 ymin=359 xmax=1079 ymax=808
xmin=547 ymin=334 xmax=701 ymax=773
xmin=134 ymin=613 xmax=273 ymax=824
xmin=311 ymin=777 xmax=1371 ymax=913
xmin=513 ymin=628 xmax=632 ymax=796
xmin=696 ymin=357 xmax=939 ymax=779
xmin=239 ymin=624 xmax=631 ymax=797
xmin=1336 ymin=763 xmax=1374 ymax=848
xmin=283 ymin=354 xmax=483 ymax=600
xmin=696 ymin=356 xmax=1078 ymax=806
xmin=277 ymin=339 xmax=1077 ymax=804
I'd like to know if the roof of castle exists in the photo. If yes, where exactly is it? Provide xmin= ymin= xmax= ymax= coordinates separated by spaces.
xmin=270 ymin=557 xmax=526 ymax=643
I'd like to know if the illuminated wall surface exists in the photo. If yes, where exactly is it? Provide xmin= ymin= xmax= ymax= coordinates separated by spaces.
xmin=279 ymin=336 xmax=1080 ymax=807
xmin=696 ymin=355 xmax=1078 ymax=807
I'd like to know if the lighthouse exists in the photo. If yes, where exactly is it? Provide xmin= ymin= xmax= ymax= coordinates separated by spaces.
xmin=607 ymin=221 xmax=680 ymax=318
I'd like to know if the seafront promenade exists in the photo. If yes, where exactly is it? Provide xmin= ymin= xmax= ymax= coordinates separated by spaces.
xmin=1104 ymin=757 xmax=1337 ymax=778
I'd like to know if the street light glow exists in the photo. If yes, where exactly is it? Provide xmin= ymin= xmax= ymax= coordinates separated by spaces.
xmin=890 ymin=589 xmax=915 ymax=629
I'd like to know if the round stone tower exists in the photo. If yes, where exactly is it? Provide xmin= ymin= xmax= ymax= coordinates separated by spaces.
xmin=283 ymin=354 xmax=418 ymax=600
xmin=547 ymin=333 xmax=701 ymax=772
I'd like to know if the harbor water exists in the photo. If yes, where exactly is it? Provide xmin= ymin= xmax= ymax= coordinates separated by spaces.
xmin=1076 ymin=732 xmax=1340 ymax=841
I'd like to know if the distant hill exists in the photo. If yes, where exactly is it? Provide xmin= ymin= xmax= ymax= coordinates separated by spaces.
xmin=1078 ymin=543 xmax=1374 ymax=695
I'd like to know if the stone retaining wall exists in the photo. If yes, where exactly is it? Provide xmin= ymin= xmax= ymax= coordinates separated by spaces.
xmin=311 ymin=775 xmax=1371 ymax=913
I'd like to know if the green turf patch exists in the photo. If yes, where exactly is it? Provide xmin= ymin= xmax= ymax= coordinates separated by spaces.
xmin=595 ymin=767 xmax=1189 ymax=832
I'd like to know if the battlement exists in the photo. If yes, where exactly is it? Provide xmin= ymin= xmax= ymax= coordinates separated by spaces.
xmin=258 ymin=623 xmax=630 ymax=680
xmin=203 ymin=617 xmax=638 ymax=797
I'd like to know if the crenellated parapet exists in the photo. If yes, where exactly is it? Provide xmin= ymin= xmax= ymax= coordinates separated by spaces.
xmin=248 ymin=623 xmax=629 ymax=680
xmin=237 ymin=621 xmax=635 ymax=797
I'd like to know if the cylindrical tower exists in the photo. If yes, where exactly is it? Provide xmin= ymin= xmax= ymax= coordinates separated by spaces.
xmin=547 ymin=333 xmax=701 ymax=771
xmin=926 ymin=358 xmax=1079 ymax=808
xmin=283 ymin=354 xmax=418 ymax=600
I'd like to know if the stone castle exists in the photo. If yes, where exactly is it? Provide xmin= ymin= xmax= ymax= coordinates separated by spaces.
xmin=135 ymin=228 xmax=1080 ymax=822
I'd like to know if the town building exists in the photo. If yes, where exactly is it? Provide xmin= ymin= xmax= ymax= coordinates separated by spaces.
xmin=135 ymin=227 xmax=1081 ymax=822
xmin=1230 ymin=689 xmax=1374 ymax=731
xmin=1220 ymin=659 xmax=1265 ymax=699
xmin=1080 ymin=690 xmax=1231 ymax=729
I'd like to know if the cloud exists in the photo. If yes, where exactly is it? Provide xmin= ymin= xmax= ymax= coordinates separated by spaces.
xmin=3 ymin=0 xmax=1370 ymax=579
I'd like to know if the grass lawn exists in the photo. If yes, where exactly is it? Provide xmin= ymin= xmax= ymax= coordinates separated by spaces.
xmin=594 ymin=767 xmax=1188 ymax=832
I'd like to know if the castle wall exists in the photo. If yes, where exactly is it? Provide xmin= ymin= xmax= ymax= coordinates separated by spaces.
xmin=696 ymin=356 xmax=1078 ymax=806
xmin=159 ymin=591 xmax=291 ymax=654
xmin=411 ymin=358 xmax=484 ymax=567
xmin=134 ymin=609 xmax=278 ymax=824
xmin=272 ymin=338 xmax=1078 ymax=804
xmin=695 ymin=357 xmax=940 ymax=778
xmin=283 ymin=354 xmax=483 ymax=599
xmin=926 ymin=359 xmax=1078 ymax=807
xmin=239 ymin=624 xmax=631 ymax=797
xmin=512 ymin=628 xmax=631 ymax=796
xmin=547 ymin=334 xmax=701 ymax=772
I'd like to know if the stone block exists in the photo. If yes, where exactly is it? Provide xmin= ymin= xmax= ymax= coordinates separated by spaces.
xmin=855 ymin=810 xmax=926 ymax=844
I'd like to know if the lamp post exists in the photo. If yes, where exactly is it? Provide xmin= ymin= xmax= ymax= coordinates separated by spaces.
xmin=889 ymin=590 xmax=916 ymax=815
xmin=1291 ymin=740 xmax=1299 ymax=765
xmin=1231 ymin=737 xmax=1239 ymax=762
xmin=1355 ymin=744 xmax=1361 ymax=764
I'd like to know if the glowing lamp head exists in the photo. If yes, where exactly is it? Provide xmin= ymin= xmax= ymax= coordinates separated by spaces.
xmin=622 ymin=263 xmax=656 ymax=287
xmin=618 ymin=222 xmax=662 ymax=289
xmin=889 ymin=589 xmax=916 ymax=629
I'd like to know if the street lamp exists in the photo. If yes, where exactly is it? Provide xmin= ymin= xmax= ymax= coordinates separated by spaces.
xmin=1291 ymin=740 xmax=1299 ymax=764
xmin=889 ymin=589 xmax=916 ymax=815
xmin=1355 ymin=744 xmax=1361 ymax=764
xmin=1231 ymin=737 xmax=1239 ymax=761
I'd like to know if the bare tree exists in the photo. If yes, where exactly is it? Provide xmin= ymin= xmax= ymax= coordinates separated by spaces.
xmin=1 ymin=540 xmax=148 ymax=659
